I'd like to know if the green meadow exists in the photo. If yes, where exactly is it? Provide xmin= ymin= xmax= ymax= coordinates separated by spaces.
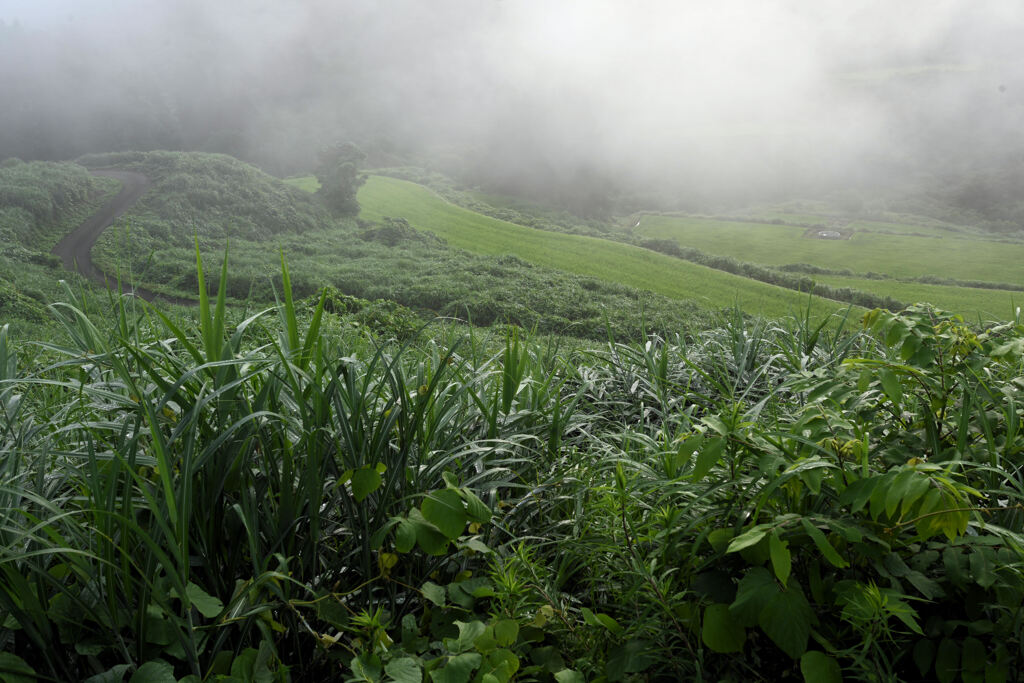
xmin=635 ymin=214 xmax=1024 ymax=284
xmin=814 ymin=274 xmax=1020 ymax=321
xmin=356 ymin=175 xmax=853 ymax=319
xmin=3 ymin=159 xmax=1024 ymax=682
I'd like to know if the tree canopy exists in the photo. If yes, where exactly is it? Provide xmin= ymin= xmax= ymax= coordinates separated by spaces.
xmin=315 ymin=142 xmax=366 ymax=215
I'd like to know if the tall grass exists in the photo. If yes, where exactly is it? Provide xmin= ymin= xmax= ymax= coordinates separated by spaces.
xmin=0 ymin=253 xmax=549 ymax=679
xmin=3 ymin=255 xmax=1024 ymax=681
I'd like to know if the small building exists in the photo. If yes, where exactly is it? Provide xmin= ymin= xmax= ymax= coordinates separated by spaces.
xmin=817 ymin=230 xmax=842 ymax=239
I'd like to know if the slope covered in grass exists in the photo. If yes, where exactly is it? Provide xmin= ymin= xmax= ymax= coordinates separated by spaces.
xmin=3 ymin=276 xmax=1023 ymax=681
xmin=358 ymin=175 xmax=853 ymax=319
xmin=0 ymin=158 xmax=120 ymax=252
xmin=80 ymin=150 xmax=330 ymax=249
xmin=637 ymin=213 xmax=1024 ymax=285
xmin=0 ymin=159 xmax=122 ymax=326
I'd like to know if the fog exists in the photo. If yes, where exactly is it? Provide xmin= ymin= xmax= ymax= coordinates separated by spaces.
xmin=2 ymin=0 xmax=1023 ymax=207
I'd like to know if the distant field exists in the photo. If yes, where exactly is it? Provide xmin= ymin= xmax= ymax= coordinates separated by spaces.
xmin=738 ymin=211 xmax=963 ymax=237
xmin=284 ymin=175 xmax=320 ymax=193
xmin=635 ymin=215 xmax=1024 ymax=285
xmin=739 ymin=211 xmax=836 ymax=224
xmin=815 ymin=275 xmax=1018 ymax=321
xmin=357 ymin=176 xmax=854 ymax=319
xmin=848 ymin=220 xmax=962 ymax=237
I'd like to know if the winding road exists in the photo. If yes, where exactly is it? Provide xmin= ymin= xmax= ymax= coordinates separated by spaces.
xmin=52 ymin=170 xmax=150 ymax=282
xmin=50 ymin=170 xmax=191 ymax=304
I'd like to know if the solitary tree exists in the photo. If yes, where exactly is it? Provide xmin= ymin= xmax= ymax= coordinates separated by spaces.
xmin=315 ymin=142 xmax=366 ymax=215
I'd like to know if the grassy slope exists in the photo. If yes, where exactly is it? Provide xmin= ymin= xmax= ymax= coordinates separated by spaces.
xmin=357 ymin=176 xmax=853 ymax=319
xmin=815 ymin=275 xmax=1019 ymax=321
xmin=0 ymin=160 xmax=122 ymax=332
xmin=0 ymin=160 xmax=120 ymax=251
xmin=636 ymin=214 xmax=1024 ymax=284
xmin=35 ymin=158 xmax=705 ymax=340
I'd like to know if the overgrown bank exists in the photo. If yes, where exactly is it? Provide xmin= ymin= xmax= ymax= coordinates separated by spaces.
xmin=0 ymin=159 xmax=121 ymax=326
xmin=2 ymin=260 xmax=1023 ymax=681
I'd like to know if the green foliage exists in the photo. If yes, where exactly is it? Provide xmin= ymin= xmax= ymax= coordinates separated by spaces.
xmin=483 ymin=304 xmax=1024 ymax=680
xmin=357 ymin=175 xmax=855 ymax=320
xmin=0 ymin=159 xmax=119 ymax=252
xmin=3 ymin=243 xmax=1024 ymax=681
xmin=336 ymin=482 xmax=582 ymax=683
xmin=314 ymin=142 xmax=367 ymax=215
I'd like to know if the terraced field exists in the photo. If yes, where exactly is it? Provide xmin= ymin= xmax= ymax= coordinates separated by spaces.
xmin=356 ymin=176 xmax=855 ymax=319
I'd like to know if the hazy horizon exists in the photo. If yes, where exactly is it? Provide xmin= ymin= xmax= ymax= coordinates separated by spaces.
xmin=3 ymin=0 xmax=1023 ymax=206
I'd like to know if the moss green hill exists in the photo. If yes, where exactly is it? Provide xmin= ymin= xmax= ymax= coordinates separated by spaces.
xmin=357 ymin=175 xmax=855 ymax=320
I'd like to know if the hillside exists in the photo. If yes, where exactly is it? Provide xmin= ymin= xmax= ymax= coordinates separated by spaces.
xmin=3 ymin=152 xmax=708 ymax=340
xmin=635 ymin=213 xmax=1023 ymax=319
xmin=78 ymin=150 xmax=331 ymax=243
xmin=357 ymin=175 xmax=857 ymax=320
xmin=0 ymin=159 xmax=121 ymax=326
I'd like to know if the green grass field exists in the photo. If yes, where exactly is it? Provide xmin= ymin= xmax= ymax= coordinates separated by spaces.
xmin=636 ymin=214 xmax=1024 ymax=285
xmin=283 ymin=175 xmax=321 ymax=193
xmin=357 ymin=176 xmax=853 ymax=319
xmin=814 ymin=274 xmax=1019 ymax=321
xmin=735 ymin=210 xmax=964 ymax=237
xmin=848 ymin=219 xmax=963 ymax=237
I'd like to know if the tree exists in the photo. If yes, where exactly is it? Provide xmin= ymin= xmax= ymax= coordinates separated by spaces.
xmin=315 ymin=142 xmax=366 ymax=215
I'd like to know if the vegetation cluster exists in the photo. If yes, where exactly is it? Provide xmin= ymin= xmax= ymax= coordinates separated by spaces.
xmin=315 ymin=143 xmax=368 ymax=216
xmin=1 ymin=253 xmax=1023 ymax=682
xmin=355 ymin=176 xmax=850 ymax=321
xmin=0 ymin=159 xmax=120 ymax=325
xmin=78 ymin=151 xmax=330 ymax=247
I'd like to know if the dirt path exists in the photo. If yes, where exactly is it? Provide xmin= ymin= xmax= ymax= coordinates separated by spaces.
xmin=51 ymin=170 xmax=191 ymax=304
xmin=52 ymin=170 xmax=150 ymax=280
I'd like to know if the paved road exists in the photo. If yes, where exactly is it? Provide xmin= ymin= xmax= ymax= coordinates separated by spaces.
xmin=50 ymin=170 xmax=192 ymax=304
xmin=52 ymin=170 xmax=151 ymax=282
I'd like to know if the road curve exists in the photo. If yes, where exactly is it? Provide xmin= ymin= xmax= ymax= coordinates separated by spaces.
xmin=51 ymin=170 xmax=193 ymax=305
xmin=52 ymin=170 xmax=151 ymax=283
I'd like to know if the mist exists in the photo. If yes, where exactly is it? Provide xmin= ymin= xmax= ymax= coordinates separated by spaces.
xmin=3 ymin=0 xmax=1023 ymax=208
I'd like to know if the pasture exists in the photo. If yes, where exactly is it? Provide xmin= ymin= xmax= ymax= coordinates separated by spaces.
xmin=356 ymin=175 xmax=853 ymax=319
xmin=635 ymin=214 xmax=1024 ymax=284
xmin=814 ymin=274 xmax=1019 ymax=321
